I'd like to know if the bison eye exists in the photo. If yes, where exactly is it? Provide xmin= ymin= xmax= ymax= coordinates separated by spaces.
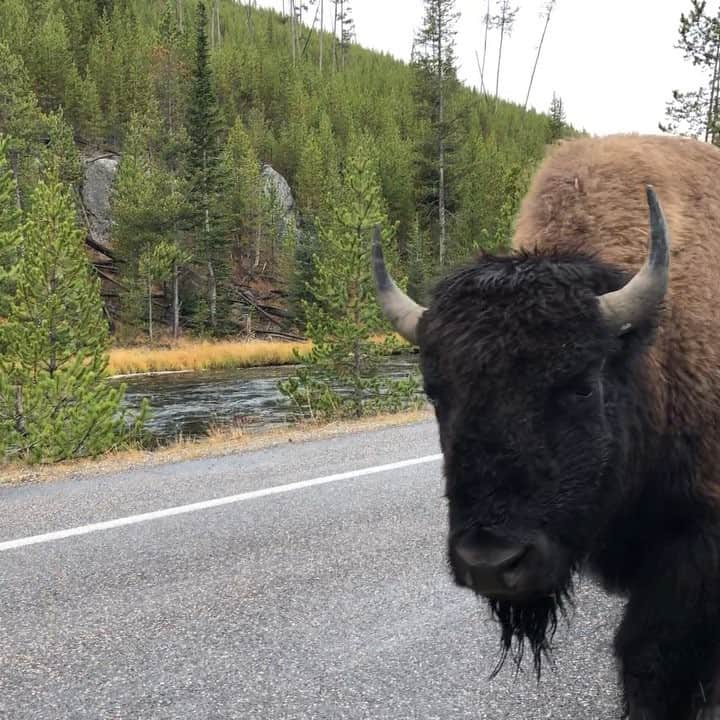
xmin=572 ymin=382 xmax=594 ymax=399
xmin=555 ymin=376 xmax=596 ymax=403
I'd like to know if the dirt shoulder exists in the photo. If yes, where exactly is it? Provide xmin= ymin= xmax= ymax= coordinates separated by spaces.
xmin=0 ymin=408 xmax=434 ymax=488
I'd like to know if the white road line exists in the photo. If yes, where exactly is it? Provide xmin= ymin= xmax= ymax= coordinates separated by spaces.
xmin=0 ymin=454 xmax=443 ymax=552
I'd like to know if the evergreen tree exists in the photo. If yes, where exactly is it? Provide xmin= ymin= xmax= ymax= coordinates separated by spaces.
xmin=278 ymin=142 xmax=421 ymax=420
xmin=111 ymin=110 xmax=188 ymax=338
xmin=222 ymin=117 xmax=263 ymax=265
xmin=0 ymin=172 xmax=147 ymax=462
xmin=26 ymin=3 xmax=80 ymax=115
xmin=548 ymin=91 xmax=566 ymax=142
xmin=660 ymin=1 xmax=720 ymax=144
xmin=0 ymin=136 xmax=21 ymax=321
xmin=186 ymin=0 xmax=229 ymax=332
xmin=412 ymin=0 xmax=461 ymax=267
xmin=153 ymin=0 xmax=191 ymax=154
xmin=86 ymin=14 xmax=120 ymax=141
xmin=0 ymin=42 xmax=46 ymax=204
xmin=138 ymin=239 xmax=191 ymax=342
xmin=295 ymin=130 xmax=329 ymax=217
xmin=0 ymin=0 xmax=30 ymax=53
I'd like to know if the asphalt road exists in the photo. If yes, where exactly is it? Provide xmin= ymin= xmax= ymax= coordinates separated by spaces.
xmin=0 ymin=420 xmax=625 ymax=719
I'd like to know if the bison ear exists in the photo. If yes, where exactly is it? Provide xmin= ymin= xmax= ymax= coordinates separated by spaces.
xmin=371 ymin=225 xmax=426 ymax=345
xmin=597 ymin=185 xmax=670 ymax=335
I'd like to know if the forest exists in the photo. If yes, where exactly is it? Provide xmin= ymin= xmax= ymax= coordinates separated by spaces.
xmin=0 ymin=0 xmax=575 ymax=341
xmin=0 ymin=0 xmax=579 ymax=461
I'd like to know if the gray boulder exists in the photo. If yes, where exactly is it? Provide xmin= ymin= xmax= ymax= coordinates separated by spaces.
xmin=261 ymin=163 xmax=298 ymax=238
xmin=81 ymin=153 xmax=120 ymax=242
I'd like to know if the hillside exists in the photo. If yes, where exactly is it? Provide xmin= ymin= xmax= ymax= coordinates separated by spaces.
xmin=0 ymin=0 xmax=577 ymax=341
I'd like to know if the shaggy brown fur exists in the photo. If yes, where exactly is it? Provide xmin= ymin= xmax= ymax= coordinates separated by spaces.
xmin=514 ymin=134 xmax=720 ymax=501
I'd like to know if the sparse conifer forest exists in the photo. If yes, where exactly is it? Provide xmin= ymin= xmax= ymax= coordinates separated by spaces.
xmin=0 ymin=0 xmax=579 ymax=459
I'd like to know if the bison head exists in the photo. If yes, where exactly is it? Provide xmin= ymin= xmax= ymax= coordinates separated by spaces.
xmin=372 ymin=186 xmax=669 ymax=675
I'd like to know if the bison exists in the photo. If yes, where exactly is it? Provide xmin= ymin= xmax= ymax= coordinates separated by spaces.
xmin=372 ymin=134 xmax=720 ymax=720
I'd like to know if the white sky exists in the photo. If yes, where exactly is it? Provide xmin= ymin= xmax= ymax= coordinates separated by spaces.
xmin=249 ymin=0 xmax=713 ymax=137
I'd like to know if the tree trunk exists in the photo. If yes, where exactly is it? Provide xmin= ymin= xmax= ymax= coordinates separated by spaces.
xmin=176 ymin=0 xmax=184 ymax=33
xmin=319 ymin=0 xmax=324 ymax=72
xmin=202 ymin=147 xmax=217 ymax=330
xmin=206 ymin=201 xmax=217 ymax=330
xmin=707 ymin=34 xmax=720 ymax=144
xmin=353 ymin=336 xmax=362 ymax=417
xmin=215 ymin=0 xmax=221 ymax=48
xmin=495 ymin=11 xmax=505 ymax=105
xmin=172 ymin=260 xmax=180 ymax=340
xmin=14 ymin=386 xmax=27 ymax=437
xmin=437 ymin=0 xmax=447 ymax=266
xmin=524 ymin=1 xmax=554 ymax=110
xmin=290 ymin=0 xmax=297 ymax=64
xmin=480 ymin=0 xmax=490 ymax=99
xmin=207 ymin=259 xmax=217 ymax=329
xmin=147 ymin=277 xmax=153 ymax=343
xmin=332 ymin=1 xmax=337 ymax=71
xmin=254 ymin=222 xmax=261 ymax=268
xmin=340 ymin=0 xmax=345 ymax=69
xmin=9 ymin=152 xmax=22 ymax=210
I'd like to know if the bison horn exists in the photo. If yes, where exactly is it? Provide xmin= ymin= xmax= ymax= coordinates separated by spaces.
xmin=372 ymin=226 xmax=426 ymax=345
xmin=597 ymin=185 xmax=670 ymax=335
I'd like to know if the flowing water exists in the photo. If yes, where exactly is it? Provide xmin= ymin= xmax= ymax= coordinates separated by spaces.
xmin=115 ymin=355 xmax=422 ymax=441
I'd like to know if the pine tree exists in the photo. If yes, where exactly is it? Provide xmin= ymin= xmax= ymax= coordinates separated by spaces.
xmin=278 ymin=141 xmax=421 ymax=420
xmin=0 ymin=0 xmax=30 ymax=53
xmin=0 ymin=136 xmax=21 ymax=321
xmin=154 ymin=0 xmax=190 ymax=147
xmin=412 ymin=0 xmax=461 ymax=267
xmin=222 ymin=117 xmax=266 ymax=270
xmin=548 ymin=91 xmax=566 ymax=142
xmin=0 ymin=171 xmax=147 ymax=462
xmin=660 ymin=1 xmax=720 ymax=144
xmin=138 ymin=239 xmax=191 ymax=342
xmin=295 ymin=130 xmax=328 ymax=217
xmin=0 ymin=42 xmax=46 ymax=204
xmin=86 ymin=14 xmax=120 ymax=141
xmin=112 ymin=110 xmax=188 ymax=338
xmin=186 ymin=0 xmax=229 ymax=332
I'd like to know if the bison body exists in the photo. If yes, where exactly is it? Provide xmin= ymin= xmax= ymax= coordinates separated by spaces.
xmin=373 ymin=134 xmax=720 ymax=720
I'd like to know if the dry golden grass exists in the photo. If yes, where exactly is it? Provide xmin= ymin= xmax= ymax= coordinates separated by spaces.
xmin=0 ymin=407 xmax=433 ymax=487
xmin=107 ymin=338 xmax=312 ymax=376
xmin=106 ymin=334 xmax=412 ymax=376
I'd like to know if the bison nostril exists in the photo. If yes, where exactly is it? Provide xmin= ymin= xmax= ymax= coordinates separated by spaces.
xmin=454 ymin=529 xmax=528 ymax=571
xmin=501 ymin=545 xmax=529 ymax=572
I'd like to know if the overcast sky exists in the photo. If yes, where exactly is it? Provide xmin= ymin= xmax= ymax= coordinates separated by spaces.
xmin=249 ymin=0 xmax=712 ymax=137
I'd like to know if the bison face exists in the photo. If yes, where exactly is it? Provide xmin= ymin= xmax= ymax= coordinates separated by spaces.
xmin=418 ymin=255 xmax=623 ymax=674
xmin=372 ymin=187 xmax=669 ymax=674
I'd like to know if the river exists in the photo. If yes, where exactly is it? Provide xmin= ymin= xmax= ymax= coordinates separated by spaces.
xmin=115 ymin=355 xmax=422 ymax=441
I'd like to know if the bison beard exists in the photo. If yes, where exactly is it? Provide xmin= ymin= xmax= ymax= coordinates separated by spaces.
xmin=485 ymin=575 xmax=575 ymax=681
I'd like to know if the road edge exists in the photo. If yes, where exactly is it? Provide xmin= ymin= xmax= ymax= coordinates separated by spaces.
xmin=0 ymin=408 xmax=435 ymax=488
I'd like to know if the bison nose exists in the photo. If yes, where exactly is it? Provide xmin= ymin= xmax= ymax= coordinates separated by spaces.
xmin=454 ymin=528 xmax=529 ymax=595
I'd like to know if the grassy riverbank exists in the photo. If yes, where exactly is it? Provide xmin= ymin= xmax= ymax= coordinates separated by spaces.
xmin=106 ymin=335 xmax=412 ymax=376
xmin=107 ymin=338 xmax=312 ymax=376
xmin=0 ymin=407 xmax=433 ymax=487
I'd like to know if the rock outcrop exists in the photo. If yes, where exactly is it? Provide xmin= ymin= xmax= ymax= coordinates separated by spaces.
xmin=81 ymin=153 xmax=120 ymax=244
xmin=261 ymin=163 xmax=298 ymax=239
